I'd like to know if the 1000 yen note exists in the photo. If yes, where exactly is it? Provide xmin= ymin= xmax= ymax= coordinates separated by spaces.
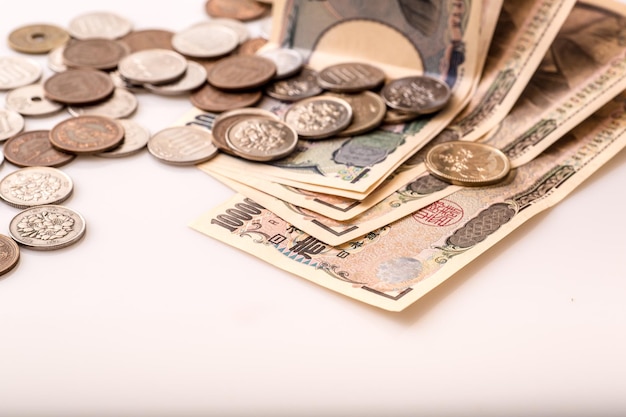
xmin=190 ymin=91 xmax=626 ymax=312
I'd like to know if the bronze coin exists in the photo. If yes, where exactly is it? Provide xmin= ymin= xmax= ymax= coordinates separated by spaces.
xmin=205 ymin=0 xmax=270 ymax=21
xmin=190 ymin=82 xmax=262 ymax=113
xmin=189 ymin=56 xmax=222 ymax=75
xmin=381 ymin=75 xmax=451 ymax=114
xmin=8 ymin=24 xmax=70 ymax=54
xmin=62 ymin=38 xmax=129 ymax=70
xmin=207 ymin=55 xmax=276 ymax=91
xmin=43 ymin=69 xmax=115 ymax=105
xmin=425 ymin=141 xmax=511 ymax=187
xmin=0 ymin=234 xmax=20 ymax=277
xmin=317 ymin=62 xmax=386 ymax=93
xmin=49 ymin=115 xmax=125 ymax=155
xmin=119 ymin=29 xmax=174 ymax=52
xmin=236 ymin=37 xmax=268 ymax=55
xmin=3 ymin=130 xmax=75 ymax=167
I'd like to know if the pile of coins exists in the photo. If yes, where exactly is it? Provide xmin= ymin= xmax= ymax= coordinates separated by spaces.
xmin=0 ymin=0 xmax=455 ymax=276
xmin=0 ymin=0 xmax=274 ymax=275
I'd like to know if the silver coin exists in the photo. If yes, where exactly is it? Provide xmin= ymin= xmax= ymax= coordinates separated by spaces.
xmin=117 ymin=48 xmax=188 ymax=85
xmin=283 ymin=95 xmax=353 ymax=139
xmin=194 ymin=18 xmax=249 ymax=44
xmin=0 ymin=56 xmax=43 ymax=90
xmin=225 ymin=116 xmax=298 ymax=161
xmin=143 ymin=61 xmax=207 ymax=96
xmin=9 ymin=205 xmax=86 ymax=251
xmin=317 ymin=62 xmax=386 ymax=93
xmin=67 ymin=11 xmax=133 ymax=40
xmin=5 ymin=84 xmax=65 ymax=116
xmin=0 ymin=166 xmax=73 ymax=209
xmin=258 ymin=47 xmax=303 ymax=79
xmin=67 ymin=88 xmax=138 ymax=118
xmin=47 ymin=45 xmax=68 ymax=72
xmin=109 ymin=70 xmax=145 ymax=92
xmin=212 ymin=107 xmax=279 ymax=155
xmin=172 ymin=23 xmax=239 ymax=58
xmin=0 ymin=109 xmax=25 ymax=142
xmin=96 ymin=119 xmax=150 ymax=158
xmin=148 ymin=126 xmax=218 ymax=165
xmin=381 ymin=75 xmax=451 ymax=114
xmin=265 ymin=67 xmax=323 ymax=102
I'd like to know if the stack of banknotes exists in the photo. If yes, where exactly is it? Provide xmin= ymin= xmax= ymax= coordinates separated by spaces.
xmin=183 ymin=0 xmax=626 ymax=311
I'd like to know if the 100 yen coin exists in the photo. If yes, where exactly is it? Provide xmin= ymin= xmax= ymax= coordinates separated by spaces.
xmin=9 ymin=205 xmax=86 ymax=250
xmin=226 ymin=117 xmax=298 ymax=161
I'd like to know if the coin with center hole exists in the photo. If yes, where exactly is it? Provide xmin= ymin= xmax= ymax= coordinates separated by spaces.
xmin=6 ymin=84 xmax=65 ymax=117
xmin=8 ymin=23 xmax=70 ymax=54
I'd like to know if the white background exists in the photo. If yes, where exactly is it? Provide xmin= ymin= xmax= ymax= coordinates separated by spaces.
xmin=1 ymin=1 xmax=626 ymax=416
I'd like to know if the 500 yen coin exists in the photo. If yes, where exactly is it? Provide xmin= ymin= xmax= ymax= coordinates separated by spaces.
xmin=425 ymin=141 xmax=511 ymax=187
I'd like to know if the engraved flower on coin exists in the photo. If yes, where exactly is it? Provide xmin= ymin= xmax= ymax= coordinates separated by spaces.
xmin=233 ymin=120 xmax=286 ymax=152
xmin=17 ymin=211 xmax=74 ymax=241
xmin=293 ymin=101 xmax=347 ymax=132
xmin=9 ymin=173 xmax=62 ymax=203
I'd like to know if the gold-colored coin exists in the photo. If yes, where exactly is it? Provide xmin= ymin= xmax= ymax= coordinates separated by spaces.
xmin=8 ymin=24 xmax=70 ymax=54
xmin=424 ymin=141 xmax=511 ymax=187
xmin=325 ymin=91 xmax=386 ymax=137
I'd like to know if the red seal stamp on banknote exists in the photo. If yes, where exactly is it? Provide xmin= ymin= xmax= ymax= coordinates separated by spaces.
xmin=412 ymin=199 xmax=464 ymax=227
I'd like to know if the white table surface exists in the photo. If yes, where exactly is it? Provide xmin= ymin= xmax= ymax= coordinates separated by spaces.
xmin=1 ymin=1 xmax=625 ymax=416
